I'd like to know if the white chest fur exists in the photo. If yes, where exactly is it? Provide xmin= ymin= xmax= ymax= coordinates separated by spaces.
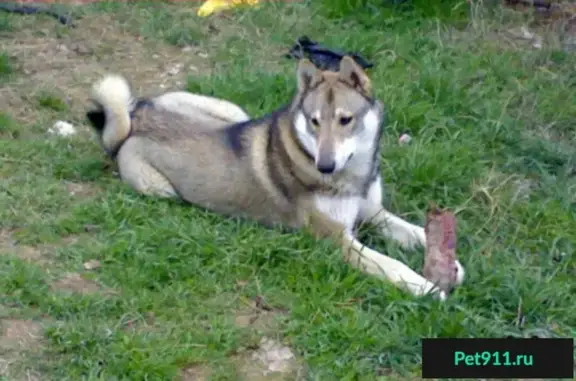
xmin=313 ymin=194 xmax=361 ymax=233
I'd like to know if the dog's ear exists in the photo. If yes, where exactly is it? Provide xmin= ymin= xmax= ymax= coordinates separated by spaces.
xmin=338 ymin=56 xmax=372 ymax=96
xmin=297 ymin=58 xmax=322 ymax=92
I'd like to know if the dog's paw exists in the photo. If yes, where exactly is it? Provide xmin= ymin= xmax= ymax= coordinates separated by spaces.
xmin=404 ymin=277 xmax=447 ymax=301
xmin=436 ymin=289 xmax=447 ymax=301
xmin=455 ymin=260 xmax=465 ymax=286
xmin=425 ymin=285 xmax=448 ymax=301
xmin=397 ymin=226 xmax=426 ymax=251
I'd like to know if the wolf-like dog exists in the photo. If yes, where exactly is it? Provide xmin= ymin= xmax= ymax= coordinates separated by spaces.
xmin=86 ymin=56 xmax=464 ymax=300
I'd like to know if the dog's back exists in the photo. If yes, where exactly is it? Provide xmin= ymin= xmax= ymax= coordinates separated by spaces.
xmin=125 ymin=106 xmax=295 ymax=225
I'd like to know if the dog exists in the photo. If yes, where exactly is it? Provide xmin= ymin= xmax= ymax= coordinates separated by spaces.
xmin=86 ymin=56 xmax=464 ymax=300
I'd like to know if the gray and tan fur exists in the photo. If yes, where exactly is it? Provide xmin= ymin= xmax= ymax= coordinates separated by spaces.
xmin=86 ymin=56 xmax=465 ymax=299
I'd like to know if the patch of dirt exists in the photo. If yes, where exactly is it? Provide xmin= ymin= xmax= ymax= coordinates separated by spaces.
xmin=179 ymin=338 xmax=303 ymax=381
xmin=0 ymin=319 xmax=45 ymax=381
xmin=0 ymin=229 xmax=50 ymax=265
xmin=0 ymin=229 xmax=90 ymax=266
xmin=50 ymin=272 xmax=106 ymax=294
xmin=64 ymin=181 xmax=101 ymax=198
xmin=234 ymin=308 xmax=282 ymax=332
xmin=233 ymin=296 xmax=287 ymax=332
xmin=0 ymin=319 xmax=43 ymax=351
xmin=445 ymin=1 xmax=576 ymax=55
xmin=180 ymin=364 xmax=212 ymax=381
xmin=229 ymin=295 xmax=302 ymax=380
xmin=234 ymin=337 xmax=304 ymax=381
xmin=0 ymin=3 xmax=211 ymax=128
xmin=179 ymin=295 xmax=300 ymax=380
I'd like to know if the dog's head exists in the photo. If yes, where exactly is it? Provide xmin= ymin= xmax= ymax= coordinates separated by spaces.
xmin=292 ymin=56 xmax=384 ymax=175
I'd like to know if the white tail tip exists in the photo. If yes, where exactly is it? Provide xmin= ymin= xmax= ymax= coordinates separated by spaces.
xmin=91 ymin=74 xmax=132 ymax=108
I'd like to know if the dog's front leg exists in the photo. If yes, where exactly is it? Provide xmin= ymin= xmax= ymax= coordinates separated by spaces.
xmin=340 ymin=233 xmax=447 ymax=299
xmin=304 ymin=197 xmax=446 ymax=300
xmin=359 ymin=176 xmax=426 ymax=250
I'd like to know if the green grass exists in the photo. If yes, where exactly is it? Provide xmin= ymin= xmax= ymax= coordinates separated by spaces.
xmin=0 ymin=51 xmax=14 ymax=81
xmin=0 ymin=113 xmax=19 ymax=138
xmin=36 ymin=91 xmax=69 ymax=112
xmin=1 ymin=1 xmax=575 ymax=380
xmin=0 ymin=12 xmax=13 ymax=33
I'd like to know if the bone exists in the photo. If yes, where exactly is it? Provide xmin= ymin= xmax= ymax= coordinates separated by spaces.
xmin=423 ymin=203 xmax=460 ymax=293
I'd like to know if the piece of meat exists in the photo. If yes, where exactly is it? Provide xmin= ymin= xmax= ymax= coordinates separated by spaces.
xmin=423 ymin=203 xmax=459 ymax=293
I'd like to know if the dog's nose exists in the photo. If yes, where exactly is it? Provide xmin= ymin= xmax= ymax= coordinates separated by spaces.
xmin=316 ymin=161 xmax=336 ymax=174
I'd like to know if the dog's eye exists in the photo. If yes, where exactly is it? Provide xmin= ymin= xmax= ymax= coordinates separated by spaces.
xmin=310 ymin=117 xmax=320 ymax=127
xmin=339 ymin=116 xmax=353 ymax=126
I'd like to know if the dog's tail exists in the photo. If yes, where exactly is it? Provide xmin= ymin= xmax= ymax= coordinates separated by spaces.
xmin=86 ymin=74 xmax=134 ymax=156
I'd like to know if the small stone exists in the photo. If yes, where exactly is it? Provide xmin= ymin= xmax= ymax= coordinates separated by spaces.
xmin=520 ymin=26 xmax=535 ymax=40
xmin=398 ymin=133 xmax=412 ymax=145
xmin=532 ymin=37 xmax=543 ymax=49
xmin=166 ymin=63 xmax=184 ymax=76
xmin=49 ymin=121 xmax=76 ymax=137
xmin=83 ymin=260 xmax=101 ymax=270
xmin=252 ymin=337 xmax=296 ymax=374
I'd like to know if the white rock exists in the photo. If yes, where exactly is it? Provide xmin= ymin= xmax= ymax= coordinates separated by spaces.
xmin=49 ymin=121 xmax=76 ymax=136
xmin=251 ymin=337 xmax=296 ymax=375
xmin=533 ymin=36 xmax=543 ymax=49
xmin=83 ymin=260 xmax=101 ymax=270
xmin=399 ymin=133 xmax=412 ymax=145
xmin=166 ymin=63 xmax=184 ymax=76
xmin=520 ymin=26 xmax=535 ymax=40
